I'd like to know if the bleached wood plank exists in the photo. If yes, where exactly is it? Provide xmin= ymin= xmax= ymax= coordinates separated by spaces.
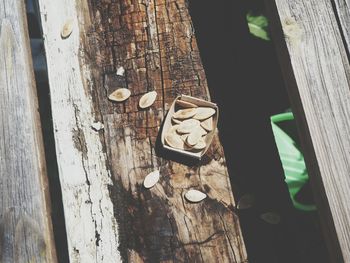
xmin=38 ymin=0 xmax=247 ymax=262
xmin=267 ymin=0 xmax=350 ymax=261
xmin=0 ymin=1 xmax=57 ymax=262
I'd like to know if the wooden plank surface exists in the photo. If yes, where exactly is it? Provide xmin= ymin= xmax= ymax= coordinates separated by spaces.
xmin=38 ymin=0 xmax=247 ymax=262
xmin=266 ymin=0 xmax=350 ymax=261
xmin=0 ymin=1 xmax=57 ymax=262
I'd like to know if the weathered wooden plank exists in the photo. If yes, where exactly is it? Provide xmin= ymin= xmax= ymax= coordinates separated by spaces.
xmin=38 ymin=0 xmax=247 ymax=262
xmin=0 ymin=1 xmax=57 ymax=262
xmin=266 ymin=0 xmax=350 ymax=261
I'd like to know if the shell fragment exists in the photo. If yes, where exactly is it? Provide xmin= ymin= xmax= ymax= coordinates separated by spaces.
xmin=173 ymin=108 xmax=197 ymax=119
xmin=187 ymin=128 xmax=202 ymax=146
xmin=193 ymin=107 xmax=216 ymax=120
xmin=61 ymin=19 xmax=73 ymax=39
xmin=165 ymin=132 xmax=185 ymax=150
xmin=192 ymin=138 xmax=206 ymax=150
xmin=143 ymin=170 xmax=160 ymax=188
xmin=201 ymin=117 xmax=213 ymax=131
xmin=176 ymin=100 xmax=198 ymax=108
xmin=139 ymin=91 xmax=157 ymax=108
xmin=91 ymin=121 xmax=104 ymax=131
xmin=185 ymin=189 xmax=207 ymax=203
xmin=116 ymin=66 xmax=125 ymax=76
xmin=108 ymin=88 xmax=131 ymax=102
xmin=177 ymin=119 xmax=200 ymax=134
xmin=260 ymin=212 xmax=281 ymax=224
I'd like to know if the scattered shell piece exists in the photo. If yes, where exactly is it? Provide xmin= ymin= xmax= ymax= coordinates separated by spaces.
xmin=260 ymin=212 xmax=281 ymax=225
xmin=91 ymin=121 xmax=104 ymax=131
xmin=61 ymin=19 xmax=73 ymax=39
xmin=116 ymin=66 xmax=125 ymax=76
xmin=172 ymin=118 xmax=182 ymax=124
xmin=187 ymin=128 xmax=202 ymax=146
xmin=193 ymin=107 xmax=216 ymax=120
xmin=177 ymin=119 xmax=200 ymax=134
xmin=173 ymin=108 xmax=197 ymax=119
xmin=176 ymin=100 xmax=198 ymax=108
xmin=108 ymin=88 xmax=131 ymax=102
xmin=139 ymin=91 xmax=157 ymax=109
xmin=192 ymin=138 xmax=206 ymax=150
xmin=201 ymin=117 xmax=213 ymax=132
xmin=165 ymin=132 xmax=185 ymax=150
xmin=237 ymin=194 xmax=255 ymax=210
xmin=185 ymin=189 xmax=207 ymax=203
xmin=143 ymin=170 xmax=160 ymax=189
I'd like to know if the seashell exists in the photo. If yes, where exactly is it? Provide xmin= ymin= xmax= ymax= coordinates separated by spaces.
xmin=61 ymin=19 xmax=73 ymax=39
xmin=176 ymin=100 xmax=198 ymax=108
xmin=201 ymin=117 xmax=213 ymax=132
xmin=192 ymin=138 xmax=206 ymax=150
xmin=237 ymin=194 xmax=255 ymax=210
xmin=165 ymin=132 xmax=185 ymax=150
xmin=139 ymin=91 xmax=157 ymax=108
xmin=185 ymin=189 xmax=207 ymax=203
xmin=116 ymin=66 xmax=125 ymax=76
xmin=187 ymin=128 xmax=203 ymax=146
xmin=108 ymin=88 xmax=131 ymax=102
xmin=260 ymin=212 xmax=281 ymax=224
xmin=91 ymin=121 xmax=104 ymax=131
xmin=173 ymin=108 xmax=197 ymax=119
xmin=177 ymin=119 xmax=200 ymax=134
xmin=193 ymin=107 xmax=216 ymax=120
xmin=143 ymin=170 xmax=160 ymax=188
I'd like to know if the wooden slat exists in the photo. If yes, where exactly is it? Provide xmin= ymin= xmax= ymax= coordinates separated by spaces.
xmin=38 ymin=0 xmax=247 ymax=262
xmin=0 ymin=1 xmax=57 ymax=262
xmin=266 ymin=0 xmax=350 ymax=261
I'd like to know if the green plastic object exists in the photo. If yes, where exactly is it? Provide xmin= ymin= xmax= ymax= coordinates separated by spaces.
xmin=271 ymin=112 xmax=316 ymax=212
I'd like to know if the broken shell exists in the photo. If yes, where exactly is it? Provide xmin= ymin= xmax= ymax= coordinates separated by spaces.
xmin=193 ymin=107 xmax=216 ymax=120
xmin=176 ymin=100 xmax=198 ymax=108
xmin=173 ymin=108 xmax=197 ymax=119
xmin=116 ymin=66 xmax=125 ymax=76
xmin=177 ymin=119 xmax=200 ymax=134
xmin=237 ymin=194 xmax=255 ymax=210
xmin=61 ymin=19 xmax=73 ymax=39
xmin=192 ymin=138 xmax=206 ymax=150
xmin=165 ymin=132 xmax=185 ymax=150
xmin=187 ymin=128 xmax=202 ymax=146
xmin=185 ymin=190 xmax=207 ymax=203
xmin=143 ymin=170 xmax=160 ymax=189
xmin=201 ymin=117 xmax=213 ymax=132
xmin=91 ymin=121 xmax=104 ymax=131
xmin=139 ymin=91 xmax=157 ymax=108
xmin=108 ymin=88 xmax=131 ymax=102
xmin=172 ymin=117 xmax=182 ymax=124
xmin=260 ymin=212 xmax=281 ymax=224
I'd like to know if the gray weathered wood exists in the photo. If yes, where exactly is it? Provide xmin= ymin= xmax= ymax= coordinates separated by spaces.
xmin=266 ymin=0 xmax=350 ymax=261
xmin=0 ymin=1 xmax=57 ymax=262
xmin=38 ymin=0 xmax=247 ymax=262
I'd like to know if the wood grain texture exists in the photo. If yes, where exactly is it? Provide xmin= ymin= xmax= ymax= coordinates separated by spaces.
xmin=0 ymin=1 xmax=57 ymax=262
xmin=38 ymin=0 xmax=247 ymax=262
xmin=266 ymin=0 xmax=350 ymax=261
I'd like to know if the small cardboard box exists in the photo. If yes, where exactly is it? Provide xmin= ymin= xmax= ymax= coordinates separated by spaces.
xmin=161 ymin=95 xmax=219 ymax=160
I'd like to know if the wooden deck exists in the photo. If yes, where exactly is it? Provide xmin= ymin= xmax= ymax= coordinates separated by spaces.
xmin=267 ymin=0 xmax=350 ymax=261
xmin=0 ymin=1 xmax=57 ymax=262
xmin=36 ymin=0 xmax=247 ymax=262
